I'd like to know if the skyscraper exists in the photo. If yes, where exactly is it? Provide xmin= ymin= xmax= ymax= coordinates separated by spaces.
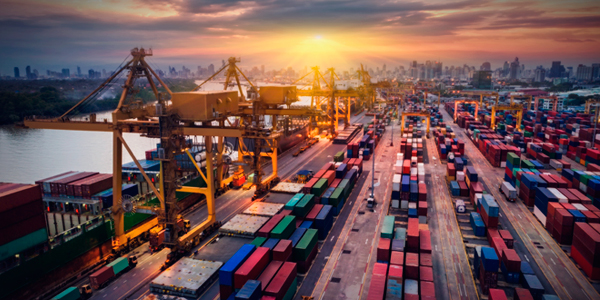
xmin=509 ymin=57 xmax=520 ymax=80
xmin=472 ymin=70 xmax=492 ymax=89
xmin=480 ymin=62 xmax=491 ymax=71
xmin=592 ymin=63 xmax=600 ymax=79
xmin=62 ymin=68 xmax=70 ymax=78
xmin=576 ymin=64 xmax=593 ymax=81
xmin=26 ymin=66 xmax=32 ymax=79
xmin=534 ymin=67 xmax=545 ymax=82
xmin=14 ymin=67 xmax=19 ymax=78
xmin=503 ymin=61 xmax=510 ymax=77
xmin=208 ymin=64 xmax=215 ymax=75
xmin=549 ymin=61 xmax=565 ymax=78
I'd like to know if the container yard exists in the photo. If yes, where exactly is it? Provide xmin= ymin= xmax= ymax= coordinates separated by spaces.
xmin=3 ymin=45 xmax=599 ymax=300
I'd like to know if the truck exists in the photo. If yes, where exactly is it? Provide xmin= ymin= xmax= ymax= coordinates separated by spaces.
xmin=455 ymin=199 xmax=466 ymax=213
xmin=51 ymin=285 xmax=92 ymax=300
xmin=500 ymin=181 xmax=517 ymax=202
xmin=149 ymin=217 xmax=190 ymax=251
xmin=89 ymin=256 xmax=137 ymax=290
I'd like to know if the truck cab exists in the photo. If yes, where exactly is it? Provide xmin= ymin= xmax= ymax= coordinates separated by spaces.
xmin=79 ymin=285 xmax=92 ymax=298
xmin=128 ymin=255 xmax=138 ymax=267
xmin=366 ymin=197 xmax=376 ymax=208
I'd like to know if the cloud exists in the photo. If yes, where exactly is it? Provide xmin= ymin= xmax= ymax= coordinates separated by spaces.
xmin=554 ymin=38 xmax=596 ymax=43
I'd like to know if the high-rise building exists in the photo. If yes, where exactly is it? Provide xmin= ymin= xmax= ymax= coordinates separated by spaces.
xmin=472 ymin=70 xmax=492 ymax=89
xmin=208 ymin=64 xmax=215 ymax=75
xmin=534 ymin=66 xmax=545 ymax=82
xmin=14 ymin=67 xmax=19 ymax=78
xmin=549 ymin=61 xmax=565 ymax=78
xmin=62 ymin=68 xmax=70 ymax=78
xmin=509 ymin=57 xmax=520 ymax=79
xmin=480 ymin=62 xmax=491 ymax=71
xmin=576 ymin=64 xmax=593 ymax=81
xmin=77 ymin=66 xmax=81 ymax=76
xmin=592 ymin=63 xmax=600 ymax=79
xmin=503 ymin=61 xmax=510 ymax=77
xmin=26 ymin=66 xmax=32 ymax=79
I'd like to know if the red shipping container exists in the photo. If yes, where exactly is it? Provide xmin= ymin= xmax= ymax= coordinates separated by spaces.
xmin=480 ymin=205 xmax=498 ymax=228
xmin=501 ymin=249 xmax=521 ymax=272
xmin=377 ymin=238 xmax=391 ymax=262
xmin=321 ymin=162 xmax=333 ymax=171
xmin=330 ymin=178 xmax=341 ymax=189
xmin=53 ymin=172 xmax=98 ymax=196
xmin=302 ymin=178 xmax=319 ymax=194
xmin=390 ymin=251 xmax=404 ymax=266
xmin=89 ymin=266 xmax=114 ymax=289
xmin=373 ymin=262 xmax=388 ymax=275
xmin=257 ymin=214 xmax=284 ymax=238
xmin=491 ymin=237 xmax=507 ymax=261
xmin=420 ymin=281 xmax=435 ymax=298
xmin=257 ymin=261 xmax=283 ymax=290
xmin=561 ymin=203 xmax=576 ymax=211
xmin=297 ymin=243 xmax=318 ymax=274
xmin=0 ymin=184 xmax=42 ymax=212
xmin=574 ymin=223 xmax=600 ymax=253
xmin=420 ymin=253 xmax=432 ymax=267
xmin=498 ymin=230 xmax=514 ymax=249
xmin=420 ymin=229 xmax=432 ymax=254
xmin=418 ymin=201 xmax=427 ymax=216
xmin=264 ymin=262 xmax=297 ymax=300
xmin=234 ymin=247 xmax=271 ymax=289
xmin=407 ymin=218 xmax=420 ymax=252
xmin=366 ymin=274 xmax=386 ymax=300
xmin=0 ymin=214 xmax=46 ymax=246
xmin=557 ymin=188 xmax=578 ymax=203
xmin=71 ymin=173 xmax=113 ymax=198
xmin=572 ymin=245 xmax=600 ymax=280
xmin=278 ymin=210 xmax=292 ymax=216
xmin=0 ymin=200 xmax=44 ymax=230
xmin=583 ymin=210 xmax=600 ymax=223
xmin=405 ymin=253 xmax=419 ymax=280
xmin=420 ymin=266 xmax=433 ymax=282
xmin=514 ymin=288 xmax=534 ymax=300
xmin=273 ymin=240 xmax=292 ymax=261
xmin=388 ymin=265 xmax=403 ymax=281
xmin=489 ymin=288 xmax=508 ymax=300
xmin=305 ymin=204 xmax=323 ymax=221
xmin=322 ymin=170 xmax=335 ymax=185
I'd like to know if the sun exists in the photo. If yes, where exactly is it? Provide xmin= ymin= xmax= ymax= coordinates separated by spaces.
xmin=315 ymin=35 xmax=323 ymax=40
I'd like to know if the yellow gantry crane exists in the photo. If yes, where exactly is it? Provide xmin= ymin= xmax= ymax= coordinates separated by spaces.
xmin=23 ymin=49 xmax=323 ymax=258
xmin=585 ymin=99 xmax=600 ymax=114
xmin=400 ymin=110 xmax=431 ymax=135
xmin=453 ymin=100 xmax=479 ymax=122
xmin=490 ymin=104 xmax=524 ymax=131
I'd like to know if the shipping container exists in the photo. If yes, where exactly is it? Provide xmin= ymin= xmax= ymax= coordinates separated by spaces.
xmin=219 ymin=244 xmax=256 ymax=286
xmin=270 ymin=215 xmax=296 ymax=240
xmin=51 ymin=287 xmax=80 ymax=300
xmin=294 ymin=229 xmax=318 ymax=262
xmin=0 ymin=184 xmax=42 ymax=212
xmin=257 ymin=261 xmax=283 ymax=290
xmin=236 ymin=280 xmax=261 ymax=300
xmin=264 ymin=262 xmax=297 ymax=300
xmin=273 ymin=240 xmax=292 ymax=261
xmin=89 ymin=266 xmax=115 ymax=289
xmin=234 ymin=247 xmax=270 ymax=289
xmin=107 ymin=257 xmax=130 ymax=276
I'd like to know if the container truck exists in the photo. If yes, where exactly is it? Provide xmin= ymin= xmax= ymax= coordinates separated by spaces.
xmin=89 ymin=256 xmax=137 ymax=290
xmin=51 ymin=285 xmax=92 ymax=300
xmin=500 ymin=181 xmax=517 ymax=202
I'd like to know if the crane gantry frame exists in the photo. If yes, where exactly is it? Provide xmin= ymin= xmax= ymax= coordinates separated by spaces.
xmin=23 ymin=48 xmax=324 ymax=257
xmin=400 ymin=111 xmax=431 ymax=135
xmin=490 ymin=104 xmax=524 ymax=132
xmin=454 ymin=100 xmax=479 ymax=122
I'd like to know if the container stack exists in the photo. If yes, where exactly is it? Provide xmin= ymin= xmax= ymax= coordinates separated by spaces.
xmin=572 ymin=222 xmax=600 ymax=280
xmin=0 ymin=183 xmax=47 ymax=262
xmin=474 ymin=246 xmax=499 ymax=295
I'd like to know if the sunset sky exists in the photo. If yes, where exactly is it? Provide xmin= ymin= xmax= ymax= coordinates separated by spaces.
xmin=1 ymin=0 xmax=599 ymax=75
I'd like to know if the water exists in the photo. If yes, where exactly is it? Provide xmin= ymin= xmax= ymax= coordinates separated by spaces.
xmin=0 ymin=81 xmax=313 ymax=184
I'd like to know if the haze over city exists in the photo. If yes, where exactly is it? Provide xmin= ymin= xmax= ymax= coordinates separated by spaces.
xmin=1 ymin=0 xmax=600 ymax=74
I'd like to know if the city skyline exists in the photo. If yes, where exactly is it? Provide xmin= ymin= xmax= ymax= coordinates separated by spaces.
xmin=1 ymin=0 xmax=599 ymax=75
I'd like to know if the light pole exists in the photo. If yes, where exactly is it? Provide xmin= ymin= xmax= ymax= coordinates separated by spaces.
xmin=593 ymin=105 xmax=599 ymax=148
xmin=371 ymin=113 xmax=376 ymax=199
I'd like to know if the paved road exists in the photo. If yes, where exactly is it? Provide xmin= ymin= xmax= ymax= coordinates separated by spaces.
xmin=440 ymin=109 xmax=599 ymax=300
xmin=424 ymin=136 xmax=478 ymax=300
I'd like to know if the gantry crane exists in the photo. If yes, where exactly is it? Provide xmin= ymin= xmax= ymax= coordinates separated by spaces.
xmin=535 ymin=95 xmax=560 ymax=112
xmin=400 ymin=110 xmax=431 ymax=135
xmin=585 ymin=99 xmax=600 ymax=114
xmin=22 ymin=49 xmax=323 ymax=260
xmin=453 ymin=100 xmax=479 ymax=122
xmin=490 ymin=104 xmax=524 ymax=131
xmin=458 ymin=90 xmax=499 ymax=107
xmin=509 ymin=94 xmax=533 ymax=107
xmin=294 ymin=67 xmax=360 ymax=135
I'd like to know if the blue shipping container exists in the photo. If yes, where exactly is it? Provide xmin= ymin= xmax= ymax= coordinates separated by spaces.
xmin=219 ymin=244 xmax=256 ymax=286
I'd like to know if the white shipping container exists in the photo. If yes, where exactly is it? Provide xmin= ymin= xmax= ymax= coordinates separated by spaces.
xmin=475 ymin=193 xmax=483 ymax=206
xmin=408 ymin=202 xmax=417 ymax=209
xmin=533 ymin=206 xmax=547 ymax=225
xmin=418 ymin=174 xmax=425 ymax=182
xmin=500 ymin=162 xmax=506 ymax=168
xmin=501 ymin=182 xmax=517 ymax=201
xmin=549 ymin=159 xmax=563 ymax=170
xmin=391 ymin=200 xmax=399 ymax=208
xmin=394 ymin=161 xmax=403 ymax=174
xmin=581 ymin=183 xmax=588 ymax=193
xmin=573 ymin=203 xmax=588 ymax=211
xmin=456 ymin=171 xmax=465 ymax=181
xmin=548 ymin=188 xmax=568 ymax=203
xmin=411 ymin=168 xmax=418 ymax=176
xmin=393 ymin=174 xmax=402 ymax=183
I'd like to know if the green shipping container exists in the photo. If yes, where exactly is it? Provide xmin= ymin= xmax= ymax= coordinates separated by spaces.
xmin=271 ymin=215 xmax=296 ymax=239
xmin=124 ymin=212 xmax=153 ymax=232
xmin=334 ymin=151 xmax=345 ymax=162
xmin=294 ymin=229 xmax=318 ymax=261
xmin=0 ymin=228 xmax=48 ymax=261
xmin=581 ymin=174 xmax=590 ymax=185
xmin=107 ymin=257 xmax=129 ymax=276
xmin=312 ymin=178 xmax=328 ymax=196
xmin=338 ymin=179 xmax=351 ymax=199
xmin=294 ymin=194 xmax=315 ymax=218
xmin=507 ymin=152 xmax=520 ymax=166
xmin=329 ymin=188 xmax=344 ymax=207
xmin=512 ymin=168 xmax=521 ymax=178
xmin=282 ymin=277 xmax=298 ymax=300
xmin=250 ymin=236 xmax=267 ymax=247
xmin=285 ymin=193 xmax=304 ymax=210
xmin=51 ymin=287 xmax=80 ymax=300
xmin=381 ymin=216 xmax=395 ymax=239
xmin=394 ymin=227 xmax=406 ymax=240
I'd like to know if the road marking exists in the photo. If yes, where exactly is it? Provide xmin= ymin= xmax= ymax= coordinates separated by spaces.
xmin=524 ymin=254 xmax=529 ymax=262
xmin=365 ymin=239 xmax=368 ymax=244
xmin=104 ymin=294 xmax=107 ymax=298
xmin=463 ymin=284 xmax=468 ymax=297
xmin=518 ymin=214 xmax=522 ymax=219
xmin=435 ymin=245 xmax=439 ymax=251
xmin=123 ymin=280 xmax=127 ymax=283
xmin=114 ymin=286 xmax=118 ymax=290
xmin=551 ymin=258 xmax=557 ymax=265
xmin=499 ymin=212 xmax=503 ymax=217
xmin=330 ymin=235 xmax=335 ymax=242
xmin=458 ymin=283 xmax=463 ymax=296
xmin=458 ymin=262 xmax=463 ymax=273
xmin=140 ymin=267 xmax=144 ymax=271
